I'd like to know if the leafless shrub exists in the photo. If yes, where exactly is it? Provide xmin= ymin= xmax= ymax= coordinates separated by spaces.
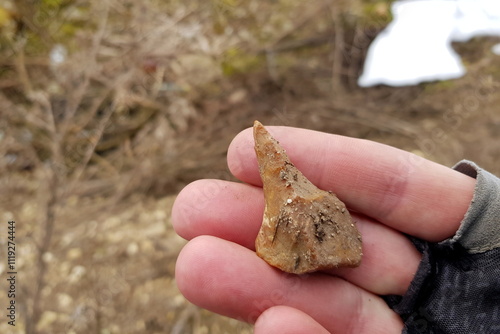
xmin=0 ymin=1 xmax=256 ymax=332
xmin=2 ymin=0 xmax=496 ymax=333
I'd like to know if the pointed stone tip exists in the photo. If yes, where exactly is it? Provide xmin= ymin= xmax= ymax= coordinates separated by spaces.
xmin=253 ymin=120 xmax=272 ymax=148
xmin=253 ymin=120 xmax=265 ymax=138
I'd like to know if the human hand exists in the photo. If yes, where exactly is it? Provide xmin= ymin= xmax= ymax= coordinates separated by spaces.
xmin=172 ymin=126 xmax=475 ymax=333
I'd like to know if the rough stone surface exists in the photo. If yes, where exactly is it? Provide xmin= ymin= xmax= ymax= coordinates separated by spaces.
xmin=253 ymin=121 xmax=362 ymax=274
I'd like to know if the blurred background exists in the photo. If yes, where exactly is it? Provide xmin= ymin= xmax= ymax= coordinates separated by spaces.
xmin=0 ymin=0 xmax=499 ymax=333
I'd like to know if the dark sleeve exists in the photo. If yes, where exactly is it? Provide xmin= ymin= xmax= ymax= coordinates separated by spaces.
xmin=384 ymin=160 xmax=500 ymax=334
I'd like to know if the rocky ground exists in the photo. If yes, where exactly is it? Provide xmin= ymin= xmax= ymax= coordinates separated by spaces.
xmin=1 ymin=1 xmax=499 ymax=333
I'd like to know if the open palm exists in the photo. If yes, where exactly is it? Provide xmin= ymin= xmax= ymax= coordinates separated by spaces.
xmin=172 ymin=126 xmax=475 ymax=333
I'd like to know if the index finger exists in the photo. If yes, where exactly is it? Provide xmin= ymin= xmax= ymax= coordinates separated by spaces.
xmin=227 ymin=126 xmax=475 ymax=241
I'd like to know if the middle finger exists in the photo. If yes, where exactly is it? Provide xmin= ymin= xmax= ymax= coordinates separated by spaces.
xmin=172 ymin=179 xmax=421 ymax=295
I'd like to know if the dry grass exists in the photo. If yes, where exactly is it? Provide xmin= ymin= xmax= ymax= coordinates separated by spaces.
xmin=0 ymin=0 xmax=499 ymax=333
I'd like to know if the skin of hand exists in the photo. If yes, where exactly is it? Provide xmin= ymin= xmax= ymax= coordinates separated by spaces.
xmin=171 ymin=125 xmax=476 ymax=334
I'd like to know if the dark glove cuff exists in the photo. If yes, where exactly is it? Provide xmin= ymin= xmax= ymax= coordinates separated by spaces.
xmin=384 ymin=160 xmax=500 ymax=334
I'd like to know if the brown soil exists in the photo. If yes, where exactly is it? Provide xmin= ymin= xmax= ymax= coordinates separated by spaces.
xmin=1 ymin=1 xmax=500 ymax=333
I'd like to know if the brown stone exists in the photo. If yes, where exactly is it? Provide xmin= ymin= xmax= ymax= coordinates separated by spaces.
xmin=253 ymin=121 xmax=362 ymax=274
